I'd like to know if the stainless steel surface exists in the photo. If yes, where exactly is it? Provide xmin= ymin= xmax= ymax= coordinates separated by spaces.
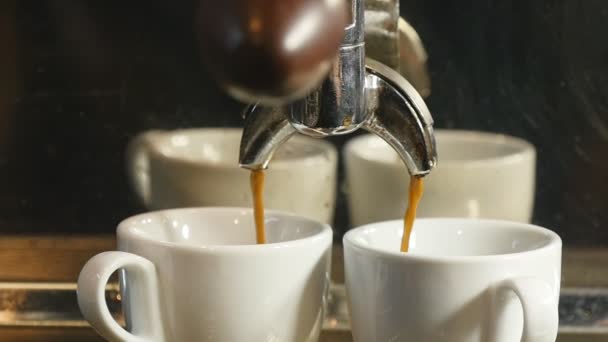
xmin=559 ymin=288 xmax=608 ymax=333
xmin=326 ymin=284 xmax=608 ymax=333
xmin=343 ymin=0 xmax=366 ymax=46
xmin=239 ymin=0 xmax=437 ymax=177
xmin=288 ymin=44 xmax=367 ymax=137
xmin=363 ymin=58 xmax=437 ymax=176
xmin=322 ymin=285 xmax=608 ymax=341
xmin=364 ymin=0 xmax=400 ymax=70
xmin=0 ymin=282 xmax=123 ymax=328
xmin=0 ymin=282 xmax=606 ymax=340
xmin=239 ymin=105 xmax=296 ymax=170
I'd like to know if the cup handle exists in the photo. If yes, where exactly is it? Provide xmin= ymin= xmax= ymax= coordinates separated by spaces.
xmin=493 ymin=277 xmax=558 ymax=342
xmin=77 ymin=251 xmax=165 ymax=342
xmin=125 ymin=131 xmax=162 ymax=208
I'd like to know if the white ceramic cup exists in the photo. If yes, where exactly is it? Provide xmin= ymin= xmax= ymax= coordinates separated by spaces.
xmin=344 ymin=218 xmax=561 ymax=342
xmin=127 ymin=128 xmax=338 ymax=223
xmin=77 ymin=207 xmax=333 ymax=342
xmin=344 ymin=130 xmax=536 ymax=226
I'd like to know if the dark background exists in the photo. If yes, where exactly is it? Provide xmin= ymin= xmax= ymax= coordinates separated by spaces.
xmin=0 ymin=1 xmax=606 ymax=245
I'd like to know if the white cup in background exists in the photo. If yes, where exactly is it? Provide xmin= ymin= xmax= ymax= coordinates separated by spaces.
xmin=126 ymin=128 xmax=337 ymax=224
xmin=344 ymin=218 xmax=561 ymax=342
xmin=344 ymin=130 xmax=536 ymax=226
xmin=78 ymin=207 xmax=333 ymax=342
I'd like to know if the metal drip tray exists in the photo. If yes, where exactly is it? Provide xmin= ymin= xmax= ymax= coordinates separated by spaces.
xmin=324 ymin=285 xmax=608 ymax=331
xmin=0 ymin=282 xmax=123 ymax=328
xmin=558 ymin=288 xmax=608 ymax=336
xmin=0 ymin=282 xmax=606 ymax=341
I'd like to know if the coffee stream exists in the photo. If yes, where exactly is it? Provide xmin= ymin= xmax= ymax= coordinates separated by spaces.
xmin=251 ymin=168 xmax=423 ymax=250
xmin=250 ymin=170 xmax=266 ymax=244
xmin=401 ymin=176 xmax=424 ymax=252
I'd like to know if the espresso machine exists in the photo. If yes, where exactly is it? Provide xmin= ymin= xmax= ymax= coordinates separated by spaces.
xmin=198 ymin=0 xmax=438 ymax=177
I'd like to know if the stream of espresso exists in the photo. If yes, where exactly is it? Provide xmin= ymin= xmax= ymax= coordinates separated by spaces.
xmin=250 ymin=170 xmax=266 ymax=244
xmin=251 ymin=168 xmax=422 ymax=249
xmin=400 ymin=176 xmax=424 ymax=252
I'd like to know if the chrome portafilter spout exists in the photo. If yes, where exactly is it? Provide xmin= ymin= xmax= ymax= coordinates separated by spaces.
xmin=239 ymin=0 xmax=437 ymax=176
xmin=362 ymin=58 xmax=437 ymax=175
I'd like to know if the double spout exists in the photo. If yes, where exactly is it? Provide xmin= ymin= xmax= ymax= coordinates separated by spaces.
xmin=239 ymin=0 xmax=437 ymax=177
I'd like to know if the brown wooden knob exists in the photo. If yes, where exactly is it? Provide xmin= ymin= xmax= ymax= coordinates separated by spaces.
xmin=196 ymin=0 xmax=348 ymax=105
